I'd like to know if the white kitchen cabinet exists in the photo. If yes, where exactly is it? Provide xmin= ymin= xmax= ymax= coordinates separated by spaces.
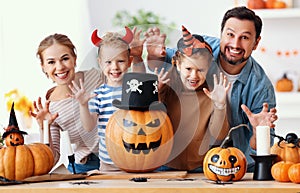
xmin=274 ymin=92 xmax=300 ymax=139
xmin=255 ymin=8 xmax=300 ymax=19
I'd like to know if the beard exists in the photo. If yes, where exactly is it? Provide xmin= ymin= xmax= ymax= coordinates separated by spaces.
xmin=220 ymin=49 xmax=249 ymax=66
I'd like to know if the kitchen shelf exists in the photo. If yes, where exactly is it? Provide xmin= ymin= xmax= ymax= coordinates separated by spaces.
xmin=275 ymin=92 xmax=300 ymax=119
xmin=254 ymin=8 xmax=300 ymax=19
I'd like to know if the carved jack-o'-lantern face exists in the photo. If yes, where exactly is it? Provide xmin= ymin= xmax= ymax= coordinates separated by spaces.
xmin=106 ymin=109 xmax=174 ymax=172
xmin=5 ymin=132 xmax=25 ymax=147
xmin=203 ymin=147 xmax=247 ymax=182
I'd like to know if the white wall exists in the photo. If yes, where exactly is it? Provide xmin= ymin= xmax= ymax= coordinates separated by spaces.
xmin=1 ymin=0 xmax=299 ymax=140
xmin=0 ymin=0 xmax=91 ymax=135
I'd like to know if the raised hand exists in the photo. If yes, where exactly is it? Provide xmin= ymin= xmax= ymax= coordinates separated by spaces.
xmin=144 ymin=27 xmax=166 ymax=58
xmin=154 ymin=67 xmax=170 ymax=89
xmin=241 ymin=103 xmax=278 ymax=129
xmin=31 ymin=97 xmax=59 ymax=127
xmin=203 ymin=73 xmax=231 ymax=109
xmin=68 ymin=79 xmax=96 ymax=105
xmin=130 ymin=27 xmax=146 ymax=60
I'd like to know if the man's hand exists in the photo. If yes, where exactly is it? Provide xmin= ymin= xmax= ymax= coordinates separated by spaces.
xmin=144 ymin=27 xmax=167 ymax=58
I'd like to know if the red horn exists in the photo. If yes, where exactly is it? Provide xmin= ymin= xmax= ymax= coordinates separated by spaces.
xmin=122 ymin=26 xmax=133 ymax=44
xmin=91 ymin=29 xmax=102 ymax=47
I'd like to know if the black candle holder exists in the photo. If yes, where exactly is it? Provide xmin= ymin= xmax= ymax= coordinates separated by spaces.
xmin=250 ymin=154 xmax=277 ymax=180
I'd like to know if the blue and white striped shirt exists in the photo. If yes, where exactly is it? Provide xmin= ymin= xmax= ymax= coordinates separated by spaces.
xmin=89 ymin=84 xmax=122 ymax=164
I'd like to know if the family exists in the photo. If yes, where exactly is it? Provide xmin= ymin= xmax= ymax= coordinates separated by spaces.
xmin=31 ymin=6 xmax=278 ymax=174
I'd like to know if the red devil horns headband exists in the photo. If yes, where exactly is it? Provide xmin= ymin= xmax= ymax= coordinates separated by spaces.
xmin=181 ymin=25 xmax=212 ymax=56
xmin=91 ymin=26 xmax=134 ymax=47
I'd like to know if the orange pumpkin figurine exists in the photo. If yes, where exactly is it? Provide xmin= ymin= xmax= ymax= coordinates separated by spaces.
xmin=270 ymin=132 xmax=300 ymax=163
xmin=247 ymin=0 xmax=266 ymax=9
xmin=203 ymin=125 xmax=247 ymax=182
xmin=2 ymin=102 xmax=28 ymax=146
xmin=276 ymin=73 xmax=293 ymax=92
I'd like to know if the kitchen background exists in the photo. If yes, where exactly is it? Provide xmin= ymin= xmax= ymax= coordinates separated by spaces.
xmin=0 ymin=0 xmax=299 ymax=142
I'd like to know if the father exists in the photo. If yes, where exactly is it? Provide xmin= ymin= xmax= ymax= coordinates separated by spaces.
xmin=144 ymin=6 xmax=278 ymax=172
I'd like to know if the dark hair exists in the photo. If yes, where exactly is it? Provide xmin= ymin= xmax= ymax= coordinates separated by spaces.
xmin=221 ymin=6 xmax=262 ymax=39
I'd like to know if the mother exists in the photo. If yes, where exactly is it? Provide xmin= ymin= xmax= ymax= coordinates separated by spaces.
xmin=31 ymin=33 xmax=103 ymax=173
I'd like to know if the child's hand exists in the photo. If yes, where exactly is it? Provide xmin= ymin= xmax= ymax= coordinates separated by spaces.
xmin=144 ymin=27 xmax=166 ymax=58
xmin=68 ymin=79 xmax=96 ymax=105
xmin=203 ymin=73 xmax=230 ymax=109
xmin=154 ymin=67 xmax=170 ymax=90
xmin=130 ymin=27 xmax=146 ymax=60
xmin=31 ymin=97 xmax=58 ymax=128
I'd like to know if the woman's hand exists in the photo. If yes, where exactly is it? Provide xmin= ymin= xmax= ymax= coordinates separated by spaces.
xmin=203 ymin=72 xmax=231 ymax=109
xmin=68 ymin=79 xmax=96 ymax=105
xmin=31 ymin=97 xmax=58 ymax=128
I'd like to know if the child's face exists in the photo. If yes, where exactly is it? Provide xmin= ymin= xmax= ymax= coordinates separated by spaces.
xmin=41 ymin=43 xmax=76 ymax=86
xmin=98 ymin=45 xmax=132 ymax=87
xmin=177 ymin=54 xmax=210 ymax=91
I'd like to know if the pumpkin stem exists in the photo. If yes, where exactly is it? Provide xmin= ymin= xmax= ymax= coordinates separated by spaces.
xmin=220 ymin=124 xmax=249 ymax=148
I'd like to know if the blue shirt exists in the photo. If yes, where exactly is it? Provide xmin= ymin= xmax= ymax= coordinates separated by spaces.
xmin=89 ymin=84 xmax=122 ymax=164
xmin=165 ymin=36 xmax=276 ymax=169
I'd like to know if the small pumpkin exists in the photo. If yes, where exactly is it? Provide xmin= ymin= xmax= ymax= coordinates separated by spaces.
xmin=0 ymin=143 xmax=54 ymax=181
xmin=271 ymin=161 xmax=294 ymax=182
xmin=276 ymin=73 xmax=293 ymax=92
xmin=203 ymin=146 xmax=247 ymax=182
xmin=5 ymin=131 xmax=25 ymax=147
xmin=288 ymin=163 xmax=300 ymax=183
xmin=247 ymin=0 xmax=266 ymax=9
xmin=270 ymin=133 xmax=300 ymax=163
xmin=106 ymin=109 xmax=174 ymax=172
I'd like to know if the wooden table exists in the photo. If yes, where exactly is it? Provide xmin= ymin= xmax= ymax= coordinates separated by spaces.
xmin=1 ymin=173 xmax=299 ymax=193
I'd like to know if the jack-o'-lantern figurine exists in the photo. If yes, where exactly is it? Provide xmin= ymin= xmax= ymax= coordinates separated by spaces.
xmin=203 ymin=125 xmax=247 ymax=182
xmin=2 ymin=102 xmax=28 ymax=146
xmin=0 ymin=102 xmax=54 ymax=181
xmin=106 ymin=73 xmax=174 ymax=172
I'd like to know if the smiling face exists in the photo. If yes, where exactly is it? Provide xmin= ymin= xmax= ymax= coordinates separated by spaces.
xmin=41 ymin=43 xmax=76 ymax=86
xmin=177 ymin=53 xmax=211 ymax=91
xmin=98 ymin=45 xmax=132 ymax=87
xmin=220 ymin=18 xmax=260 ymax=73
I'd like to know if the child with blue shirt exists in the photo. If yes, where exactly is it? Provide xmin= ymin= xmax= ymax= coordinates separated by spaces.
xmin=69 ymin=27 xmax=137 ymax=171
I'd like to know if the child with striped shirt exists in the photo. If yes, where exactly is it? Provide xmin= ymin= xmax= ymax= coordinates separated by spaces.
xmin=69 ymin=27 xmax=142 ymax=171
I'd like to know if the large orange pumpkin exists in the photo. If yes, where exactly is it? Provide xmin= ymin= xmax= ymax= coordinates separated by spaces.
xmin=0 ymin=143 xmax=54 ymax=180
xmin=106 ymin=109 xmax=173 ymax=172
xmin=203 ymin=147 xmax=247 ymax=182
xmin=271 ymin=141 xmax=300 ymax=163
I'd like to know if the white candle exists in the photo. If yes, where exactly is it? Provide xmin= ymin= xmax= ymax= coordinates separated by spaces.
xmin=61 ymin=130 xmax=73 ymax=156
xmin=256 ymin=126 xmax=270 ymax=156
xmin=43 ymin=120 xmax=49 ymax=144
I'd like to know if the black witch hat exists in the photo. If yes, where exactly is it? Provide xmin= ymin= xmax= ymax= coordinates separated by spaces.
xmin=2 ymin=102 xmax=28 ymax=139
